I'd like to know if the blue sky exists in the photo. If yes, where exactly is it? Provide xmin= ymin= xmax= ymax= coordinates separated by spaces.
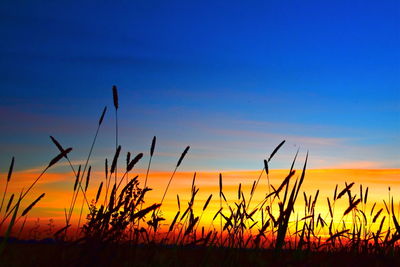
xmin=0 ymin=0 xmax=399 ymax=172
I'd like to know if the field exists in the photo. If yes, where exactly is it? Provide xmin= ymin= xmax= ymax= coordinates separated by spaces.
xmin=2 ymin=242 xmax=400 ymax=266
xmin=0 ymin=87 xmax=399 ymax=266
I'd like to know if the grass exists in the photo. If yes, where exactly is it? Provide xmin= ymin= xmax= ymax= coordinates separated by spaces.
xmin=0 ymin=86 xmax=399 ymax=265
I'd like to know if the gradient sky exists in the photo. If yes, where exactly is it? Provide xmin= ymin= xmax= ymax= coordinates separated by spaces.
xmin=0 ymin=1 xmax=399 ymax=174
xmin=0 ymin=1 xmax=400 ymax=235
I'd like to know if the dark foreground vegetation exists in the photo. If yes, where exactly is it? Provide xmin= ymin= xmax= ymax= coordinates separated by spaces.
xmin=0 ymin=86 xmax=399 ymax=266
xmin=2 ymin=241 xmax=400 ymax=267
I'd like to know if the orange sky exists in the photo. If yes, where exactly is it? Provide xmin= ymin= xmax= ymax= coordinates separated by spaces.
xmin=1 ymin=167 xmax=399 ymax=238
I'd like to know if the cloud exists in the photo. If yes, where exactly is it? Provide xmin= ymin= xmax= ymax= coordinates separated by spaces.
xmin=324 ymin=161 xmax=392 ymax=169
xmin=211 ymin=128 xmax=344 ymax=146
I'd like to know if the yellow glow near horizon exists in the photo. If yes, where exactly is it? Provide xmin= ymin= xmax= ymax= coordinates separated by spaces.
xmin=1 ymin=168 xmax=399 ymax=238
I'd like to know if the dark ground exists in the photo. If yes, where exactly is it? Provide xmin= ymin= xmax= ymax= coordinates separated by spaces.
xmin=1 ymin=240 xmax=399 ymax=267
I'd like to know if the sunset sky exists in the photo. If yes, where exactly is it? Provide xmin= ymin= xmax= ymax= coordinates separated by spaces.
xmin=0 ymin=1 xmax=399 ymax=229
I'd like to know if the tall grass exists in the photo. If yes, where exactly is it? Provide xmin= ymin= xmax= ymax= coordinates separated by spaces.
xmin=0 ymin=87 xmax=399 ymax=260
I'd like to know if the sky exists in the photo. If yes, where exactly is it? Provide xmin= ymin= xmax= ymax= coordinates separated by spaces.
xmin=0 ymin=0 xmax=399 ymax=173
xmin=0 ymin=1 xmax=399 ymax=230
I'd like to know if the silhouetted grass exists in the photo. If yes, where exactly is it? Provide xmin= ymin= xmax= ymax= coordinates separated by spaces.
xmin=0 ymin=86 xmax=399 ymax=266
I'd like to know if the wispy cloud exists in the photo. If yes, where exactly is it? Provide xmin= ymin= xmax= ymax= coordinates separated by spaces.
xmin=322 ymin=160 xmax=387 ymax=169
